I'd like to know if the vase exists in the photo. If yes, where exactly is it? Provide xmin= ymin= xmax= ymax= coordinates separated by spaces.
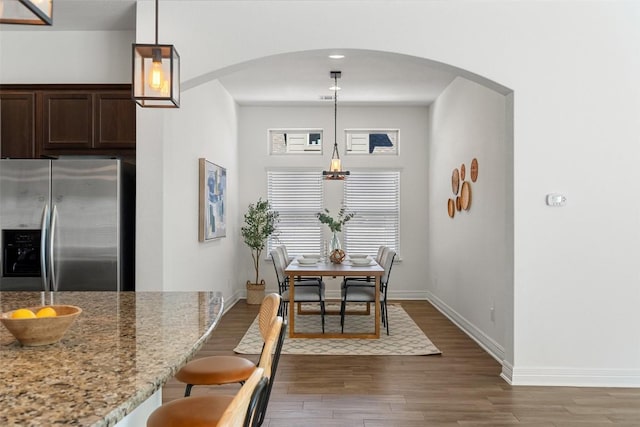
xmin=330 ymin=231 xmax=341 ymax=252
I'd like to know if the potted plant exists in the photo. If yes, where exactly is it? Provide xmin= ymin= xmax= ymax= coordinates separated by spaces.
xmin=317 ymin=207 xmax=355 ymax=259
xmin=241 ymin=198 xmax=279 ymax=304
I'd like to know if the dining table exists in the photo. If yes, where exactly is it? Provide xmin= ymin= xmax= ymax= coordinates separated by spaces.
xmin=285 ymin=258 xmax=384 ymax=339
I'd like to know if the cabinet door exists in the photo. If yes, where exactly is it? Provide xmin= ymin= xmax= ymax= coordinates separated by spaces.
xmin=42 ymin=92 xmax=93 ymax=149
xmin=94 ymin=92 xmax=136 ymax=148
xmin=0 ymin=92 xmax=36 ymax=158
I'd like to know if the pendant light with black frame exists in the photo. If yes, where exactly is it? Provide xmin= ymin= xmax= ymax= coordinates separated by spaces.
xmin=322 ymin=71 xmax=350 ymax=180
xmin=0 ymin=0 xmax=53 ymax=25
xmin=132 ymin=0 xmax=180 ymax=108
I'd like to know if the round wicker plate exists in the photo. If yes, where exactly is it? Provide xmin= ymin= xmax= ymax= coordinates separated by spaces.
xmin=460 ymin=181 xmax=472 ymax=210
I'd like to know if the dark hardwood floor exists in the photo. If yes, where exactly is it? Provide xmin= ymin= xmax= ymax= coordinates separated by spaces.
xmin=163 ymin=300 xmax=640 ymax=426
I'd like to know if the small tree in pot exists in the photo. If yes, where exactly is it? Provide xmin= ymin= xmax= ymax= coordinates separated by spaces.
xmin=241 ymin=198 xmax=279 ymax=304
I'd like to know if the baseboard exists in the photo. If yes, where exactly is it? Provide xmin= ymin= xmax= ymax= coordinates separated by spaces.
xmin=426 ymin=291 xmax=505 ymax=364
xmin=501 ymin=360 xmax=514 ymax=384
xmin=511 ymin=367 xmax=640 ymax=387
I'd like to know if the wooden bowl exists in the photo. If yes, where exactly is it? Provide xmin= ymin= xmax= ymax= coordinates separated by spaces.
xmin=0 ymin=305 xmax=82 ymax=346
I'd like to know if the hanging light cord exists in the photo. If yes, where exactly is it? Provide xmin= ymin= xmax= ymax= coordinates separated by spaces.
xmin=333 ymin=74 xmax=340 ymax=160
xmin=154 ymin=0 xmax=159 ymax=45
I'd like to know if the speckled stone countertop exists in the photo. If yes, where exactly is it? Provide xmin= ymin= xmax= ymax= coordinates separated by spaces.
xmin=0 ymin=291 xmax=224 ymax=427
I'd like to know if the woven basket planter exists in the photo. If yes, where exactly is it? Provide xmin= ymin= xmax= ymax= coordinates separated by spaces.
xmin=246 ymin=280 xmax=266 ymax=305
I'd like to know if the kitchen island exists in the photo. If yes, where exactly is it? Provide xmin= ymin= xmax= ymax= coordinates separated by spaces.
xmin=0 ymin=291 xmax=224 ymax=426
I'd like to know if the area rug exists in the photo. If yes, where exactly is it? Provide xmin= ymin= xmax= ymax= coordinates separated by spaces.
xmin=233 ymin=304 xmax=441 ymax=356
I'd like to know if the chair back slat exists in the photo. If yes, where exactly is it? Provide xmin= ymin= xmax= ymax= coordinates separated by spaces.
xmin=270 ymin=249 xmax=287 ymax=293
xmin=381 ymin=249 xmax=396 ymax=286
xmin=257 ymin=294 xmax=281 ymax=341
xmin=216 ymin=367 xmax=266 ymax=427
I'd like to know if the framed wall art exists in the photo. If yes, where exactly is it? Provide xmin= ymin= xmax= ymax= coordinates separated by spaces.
xmin=199 ymin=158 xmax=227 ymax=241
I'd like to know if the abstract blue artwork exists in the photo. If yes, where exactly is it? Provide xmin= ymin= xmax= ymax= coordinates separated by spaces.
xmin=199 ymin=158 xmax=227 ymax=241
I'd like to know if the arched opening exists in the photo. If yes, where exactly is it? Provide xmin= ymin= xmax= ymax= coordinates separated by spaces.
xmin=178 ymin=48 xmax=514 ymax=375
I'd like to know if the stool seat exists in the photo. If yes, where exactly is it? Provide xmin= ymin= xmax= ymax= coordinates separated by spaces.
xmin=147 ymin=395 xmax=233 ymax=427
xmin=174 ymin=355 xmax=256 ymax=386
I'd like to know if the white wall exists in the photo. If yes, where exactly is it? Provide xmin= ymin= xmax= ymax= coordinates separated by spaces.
xmin=237 ymin=105 xmax=430 ymax=298
xmin=0 ymin=31 xmax=133 ymax=83
xmin=135 ymin=79 xmax=241 ymax=305
xmin=154 ymin=0 xmax=640 ymax=386
xmin=428 ymin=77 xmax=510 ymax=362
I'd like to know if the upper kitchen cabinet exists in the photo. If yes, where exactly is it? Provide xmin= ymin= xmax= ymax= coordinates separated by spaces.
xmin=0 ymin=92 xmax=36 ymax=158
xmin=0 ymin=85 xmax=136 ymax=160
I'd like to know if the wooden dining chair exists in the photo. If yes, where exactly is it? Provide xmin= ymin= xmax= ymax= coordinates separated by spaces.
xmin=340 ymin=249 xmax=396 ymax=335
xmin=174 ymin=293 xmax=280 ymax=397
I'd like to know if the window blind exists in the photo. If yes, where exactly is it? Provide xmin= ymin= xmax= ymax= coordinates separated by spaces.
xmin=267 ymin=170 xmax=324 ymax=257
xmin=343 ymin=170 xmax=400 ymax=257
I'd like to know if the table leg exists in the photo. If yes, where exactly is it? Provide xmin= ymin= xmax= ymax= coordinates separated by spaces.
xmin=374 ymin=276 xmax=380 ymax=338
xmin=288 ymin=272 xmax=295 ymax=338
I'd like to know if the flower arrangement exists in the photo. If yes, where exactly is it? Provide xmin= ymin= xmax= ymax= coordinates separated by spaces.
xmin=316 ymin=207 xmax=355 ymax=232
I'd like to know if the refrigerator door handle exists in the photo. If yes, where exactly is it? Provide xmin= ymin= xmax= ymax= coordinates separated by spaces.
xmin=49 ymin=205 xmax=58 ymax=292
xmin=40 ymin=204 xmax=50 ymax=291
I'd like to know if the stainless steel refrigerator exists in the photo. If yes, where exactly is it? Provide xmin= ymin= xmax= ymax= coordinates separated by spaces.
xmin=0 ymin=158 xmax=135 ymax=291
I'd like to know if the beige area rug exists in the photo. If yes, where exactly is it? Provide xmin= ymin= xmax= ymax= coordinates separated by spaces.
xmin=234 ymin=304 xmax=441 ymax=356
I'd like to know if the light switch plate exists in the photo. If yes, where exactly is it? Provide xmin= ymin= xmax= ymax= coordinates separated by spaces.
xmin=546 ymin=193 xmax=566 ymax=207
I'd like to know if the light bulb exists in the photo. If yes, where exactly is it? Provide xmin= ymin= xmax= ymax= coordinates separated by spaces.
xmin=330 ymin=158 xmax=341 ymax=172
xmin=149 ymin=60 xmax=164 ymax=90
xmin=161 ymin=80 xmax=170 ymax=96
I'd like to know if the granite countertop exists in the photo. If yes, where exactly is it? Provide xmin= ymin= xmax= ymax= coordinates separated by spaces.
xmin=0 ymin=291 xmax=224 ymax=427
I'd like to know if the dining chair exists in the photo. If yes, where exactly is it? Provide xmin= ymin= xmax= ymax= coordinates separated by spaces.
xmin=147 ymin=316 xmax=283 ymax=427
xmin=340 ymin=248 xmax=396 ymax=335
xmin=278 ymin=244 xmax=323 ymax=286
xmin=342 ymin=246 xmax=388 ymax=288
xmin=174 ymin=293 xmax=281 ymax=397
xmin=270 ymin=248 xmax=326 ymax=333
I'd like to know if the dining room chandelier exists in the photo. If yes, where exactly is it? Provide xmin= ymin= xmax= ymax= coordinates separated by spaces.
xmin=0 ymin=0 xmax=53 ymax=25
xmin=322 ymin=71 xmax=350 ymax=180
xmin=132 ymin=0 xmax=180 ymax=108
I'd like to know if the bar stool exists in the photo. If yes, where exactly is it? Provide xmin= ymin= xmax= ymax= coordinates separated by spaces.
xmin=175 ymin=293 xmax=280 ymax=397
xmin=147 ymin=367 xmax=267 ymax=427
xmin=147 ymin=317 xmax=282 ymax=427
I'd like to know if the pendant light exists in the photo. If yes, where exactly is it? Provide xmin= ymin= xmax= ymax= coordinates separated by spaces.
xmin=132 ymin=0 xmax=180 ymax=108
xmin=322 ymin=71 xmax=350 ymax=180
xmin=0 ymin=0 xmax=53 ymax=25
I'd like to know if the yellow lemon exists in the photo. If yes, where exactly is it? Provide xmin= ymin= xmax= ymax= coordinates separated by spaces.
xmin=36 ymin=307 xmax=57 ymax=318
xmin=11 ymin=308 xmax=36 ymax=319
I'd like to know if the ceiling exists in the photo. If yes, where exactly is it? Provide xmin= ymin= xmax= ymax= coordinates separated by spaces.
xmin=1 ymin=0 xmax=459 ymax=106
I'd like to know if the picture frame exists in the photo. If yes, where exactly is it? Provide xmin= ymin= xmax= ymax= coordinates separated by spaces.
xmin=199 ymin=158 xmax=227 ymax=241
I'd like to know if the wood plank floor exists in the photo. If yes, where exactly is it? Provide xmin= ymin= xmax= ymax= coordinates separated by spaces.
xmin=163 ymin=300 xmax=640 ymax=426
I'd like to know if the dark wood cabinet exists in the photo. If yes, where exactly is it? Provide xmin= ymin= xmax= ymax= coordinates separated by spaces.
xmin=0 ymin=84 xmax=135 ymax=160
xmin=0 ymin=92 xmax=36 ymax=158
xmin=42 ymin=92 xmax=94 ymax=150
xmin=94 ymin=92 xmax=136 ymax=148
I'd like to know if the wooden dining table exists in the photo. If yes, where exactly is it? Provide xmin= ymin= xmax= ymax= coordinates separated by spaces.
xmin=285 ymin=259 xmax=384 ymax=339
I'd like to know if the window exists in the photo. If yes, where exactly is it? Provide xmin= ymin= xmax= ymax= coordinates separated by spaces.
xmin=269 ymin=129 xmax=323 ymax=154
xmin=267 ymin=170 xmax=323 ymax=257
xmin=343 ymin=170 xmax=400 ymax=256
xmin=345 ymin=129 xmax=399 ymax=155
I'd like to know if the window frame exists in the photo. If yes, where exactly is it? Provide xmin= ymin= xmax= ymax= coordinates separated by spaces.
xmin=342 ymin=169 xmax=401 ymax=258
xmin=266 ymin=169 xmax=324 ymax=258
xmin=268 ymin=129 xmax=323 ymax=155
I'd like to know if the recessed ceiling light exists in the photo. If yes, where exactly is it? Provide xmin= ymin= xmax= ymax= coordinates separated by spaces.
xmin=329 ymin=54 xmax=345 ymax=59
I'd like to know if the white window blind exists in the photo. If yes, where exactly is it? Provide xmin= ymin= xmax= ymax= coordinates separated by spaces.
xmin=267 ymin=170 xmax=323 ymax=257
xmin=343 ymin=171 xmax=400 ymax=256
